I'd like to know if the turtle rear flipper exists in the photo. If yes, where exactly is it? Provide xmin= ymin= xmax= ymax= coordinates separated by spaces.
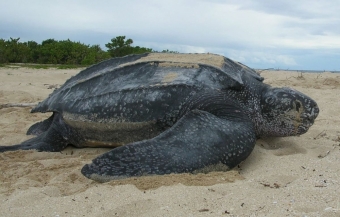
xmin=0 ymin=132 xmax=65 ymax=152
xmin=26 ymin=113 xmax=55 ymax=135
xmin=0 ymin=113 xmax=71 ymax=152
xmin=81 ymin=110 xmax=256 ymax=182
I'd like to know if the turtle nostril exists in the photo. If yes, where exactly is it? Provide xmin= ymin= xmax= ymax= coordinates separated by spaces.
xmin=307 ymin=115 xmax=314 ymax=122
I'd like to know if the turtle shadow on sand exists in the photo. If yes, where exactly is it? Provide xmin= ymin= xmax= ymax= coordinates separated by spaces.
xmin=0 ymin=53 xmax=319 ymax=182
xmin=257 ymin=137 xmax=307 ymax=156
xmin=236 ymin=137 xmax=307 ymax=175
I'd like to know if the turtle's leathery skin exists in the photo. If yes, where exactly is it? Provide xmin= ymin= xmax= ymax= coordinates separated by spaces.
xmin=0 ymin=53 xmax=319 ymax=181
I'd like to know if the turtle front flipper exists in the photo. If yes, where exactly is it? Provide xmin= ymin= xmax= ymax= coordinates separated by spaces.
xmin=0 ymin=113 xmax=72 ymax=152
xmin=81 ymin=110 xmax=256 ymax=182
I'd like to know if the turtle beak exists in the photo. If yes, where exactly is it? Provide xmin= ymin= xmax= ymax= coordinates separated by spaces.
xmin=304 ymin=100 xmax=319 ymax=122
xmin=298 ymin=100 xmax=319 ymax=134
xmin=310 ymin=104 xmax=319 ymax=120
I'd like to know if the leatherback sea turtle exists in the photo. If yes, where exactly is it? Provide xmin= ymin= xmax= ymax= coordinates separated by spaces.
xmin=0 ymin=53 xmax=319 ymax=182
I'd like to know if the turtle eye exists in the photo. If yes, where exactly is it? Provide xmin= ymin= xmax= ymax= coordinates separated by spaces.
xmin=265 ymin=96 xmax=276 ymax=105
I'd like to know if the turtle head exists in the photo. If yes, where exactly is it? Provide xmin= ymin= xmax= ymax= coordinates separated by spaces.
xmin=259 ymin=87 xmax=319 ymax=137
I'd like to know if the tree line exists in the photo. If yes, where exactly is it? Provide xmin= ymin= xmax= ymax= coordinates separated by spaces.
xmin=0 ymin=36 xmax=177 ymax=65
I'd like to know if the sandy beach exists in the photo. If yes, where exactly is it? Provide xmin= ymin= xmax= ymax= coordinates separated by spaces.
xmin=0 ymin=66 xmax=339 ymax=216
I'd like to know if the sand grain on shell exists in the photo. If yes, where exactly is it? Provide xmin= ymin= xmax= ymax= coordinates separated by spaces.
xmin=128 ymin=53 xmax=225 ymax=69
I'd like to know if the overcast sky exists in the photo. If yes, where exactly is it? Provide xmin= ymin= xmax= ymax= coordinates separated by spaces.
xmin=1 ymin=0 xmax=340 ymax=70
